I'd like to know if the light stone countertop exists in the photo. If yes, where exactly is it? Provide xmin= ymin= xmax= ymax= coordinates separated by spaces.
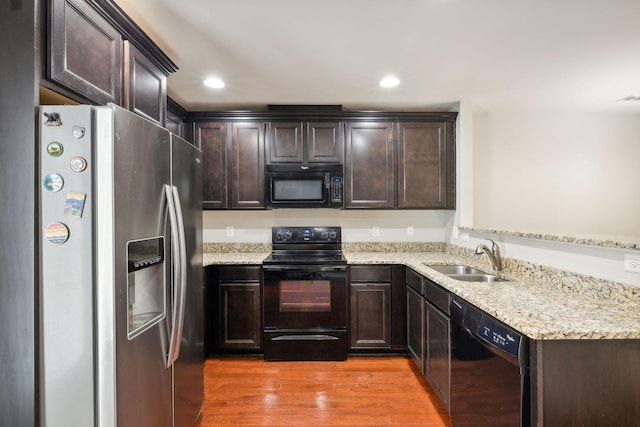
xmin=203 ymin=252 xmax=269 ymax=266
xmin=201 ymin=247 xmax=640 ymax=341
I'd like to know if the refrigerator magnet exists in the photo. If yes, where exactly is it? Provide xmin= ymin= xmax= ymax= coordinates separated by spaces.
xmin=72 ymin=126 xmax=86 ymax=139
xmin=69 ymin=156 xmax=87 ymax=173
xmin=42 ymin=173 xmax=64 ymax=193
xmin=46 ymin=142 xmax=64 ymax=157
xmin=64 ymin=192 xmax=87 ymax=218
xmin=44 ymin=222 xmax=70 ymax=245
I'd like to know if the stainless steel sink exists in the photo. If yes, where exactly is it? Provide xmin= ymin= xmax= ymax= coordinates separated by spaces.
xmin=447 ymin=274 xmax=509 ymax=282
xmin=425 ymin=264 xmax=487 ymax=275
xmin=424 ymin=264 xmax=509 ymax=282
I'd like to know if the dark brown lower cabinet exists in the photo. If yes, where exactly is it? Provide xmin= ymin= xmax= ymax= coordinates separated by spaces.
xmin=205 ymin=265 xmax=262 ymax=355
xmin=405 ymin=268 xmax=451 ymax=413
xmin=425 ymin=300 xmax=451 ymax=413
xmin=349 ymin=265 xmax=406 ymax=352
xmin=531 ymin=339 xmax=640 ymax=426
xmin=220 ymin=282 xmax=261 ymax=350
xmin=406 ymin=269 xmax=425 ymax=372
xmin=350 ymin=282 xmax=391 ymax=349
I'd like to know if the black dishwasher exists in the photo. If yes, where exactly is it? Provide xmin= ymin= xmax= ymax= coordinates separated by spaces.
xmin=450 ymin=298 xmax=530 ymax=427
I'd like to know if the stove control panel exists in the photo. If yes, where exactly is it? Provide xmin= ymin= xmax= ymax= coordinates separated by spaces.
xmin=272 ymin=226 xmax=341 ymax=243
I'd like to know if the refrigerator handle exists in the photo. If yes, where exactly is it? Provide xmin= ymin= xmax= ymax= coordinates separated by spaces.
xmin=164 ymin=184 xmax=185 ymax=368
xmin=171 ymin=185 xmax=188 ymax=362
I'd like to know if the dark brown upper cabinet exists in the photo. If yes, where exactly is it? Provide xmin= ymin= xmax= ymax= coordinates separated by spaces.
xmin=195 ymin=121 xmax=265 ymax=209
xmin=195 ymin=122 xmax=227 ymax=209
xmin=166 ymin=98 xmax=188 ymax=139
xmin=344 ymin=122 xmax=395 ymax=208
xmin=267 ymin=121 xmax=343 ymax=164
xmin=124 ymin=41 xmax=167 ymax=125
xmin=397 ymin=122 xmax=455 ymax=209
xmin=49 ymin=0 xmax=123 ymax=105
xmin=229 ymin=122 xmax=266 ymax=209
xmin=345 ymin=120 xmax=455 ymax=209
xmin=46 ymin=0 xmax=177 ymax=124
xmin=188 ymin=111 xmax=456 ymax=210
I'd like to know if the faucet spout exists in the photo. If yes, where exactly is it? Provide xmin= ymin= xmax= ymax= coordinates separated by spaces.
xmin=475 ymin=239 xmax=502 ymax=271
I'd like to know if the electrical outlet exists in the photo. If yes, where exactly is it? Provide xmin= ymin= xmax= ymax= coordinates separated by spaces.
xmin=407 ymin=226 xmax=414 ymax=236
xmin=461 ymin=232 xmax=470 ymax=242
xmin=225 ymin=225 xmax=234 ymax=237
xmin=372 ymin=226 xmax=380 ymax=237
xmin=624 ymin=254 xmax=640 ymax=273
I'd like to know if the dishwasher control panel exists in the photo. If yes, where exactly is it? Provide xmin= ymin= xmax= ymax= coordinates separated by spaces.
xmin=477 ymin=316 xmax=521 ymax=359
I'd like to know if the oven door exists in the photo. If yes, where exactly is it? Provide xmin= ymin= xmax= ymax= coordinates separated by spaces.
xmin=262 ymin=265 xmax=347 ymax=329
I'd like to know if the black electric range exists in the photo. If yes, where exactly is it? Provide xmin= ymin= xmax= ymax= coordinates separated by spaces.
xmin=262 ymin=226 xmax=348 ymax=361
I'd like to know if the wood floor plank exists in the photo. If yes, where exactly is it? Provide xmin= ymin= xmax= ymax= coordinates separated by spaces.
xmin=195 ymin=356 xmax=452 ymax=426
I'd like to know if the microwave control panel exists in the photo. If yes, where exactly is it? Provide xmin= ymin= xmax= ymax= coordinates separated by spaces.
xmin=330 ymin=176 xmax=343 ymax=203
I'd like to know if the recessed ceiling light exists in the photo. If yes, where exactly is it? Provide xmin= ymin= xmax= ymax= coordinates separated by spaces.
xmin=204 ymin=77 xmax=225 ymax=89
xmin=379 ymin=76 xmax=400 ymax=88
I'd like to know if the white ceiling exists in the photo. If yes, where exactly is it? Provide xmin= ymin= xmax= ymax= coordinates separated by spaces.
xmin=115 ymin=0 xmax=640 ymax=113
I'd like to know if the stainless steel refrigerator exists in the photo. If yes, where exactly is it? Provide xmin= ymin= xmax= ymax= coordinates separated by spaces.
xmin=39 ymin=104 xmax=203 ymax=426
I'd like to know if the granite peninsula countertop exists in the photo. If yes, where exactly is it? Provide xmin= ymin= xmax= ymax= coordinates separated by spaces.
xmin=202 ymin=247 xmax=640 ymax=341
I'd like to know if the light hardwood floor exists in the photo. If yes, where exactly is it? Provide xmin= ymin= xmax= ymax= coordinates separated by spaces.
xmin=195 ymin=356 xmax=452 ymax=426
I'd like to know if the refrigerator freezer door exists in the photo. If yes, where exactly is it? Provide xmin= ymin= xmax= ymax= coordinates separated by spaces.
xmin=105 ymin=105 xmax=173 ymax=427
xmin=171 ymin=134 xmax=204 ymax=426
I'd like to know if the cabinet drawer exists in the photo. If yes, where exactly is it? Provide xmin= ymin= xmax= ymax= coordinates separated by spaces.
xmin=350 ymin=265 xmax=391 ymax=282
xmin=425 ymin=279 xmax=449 ymax=314
xmin=219 ymin=265 xmax=261 ymax=282
xmin=405 ymin=268 xmax=424 ymax=295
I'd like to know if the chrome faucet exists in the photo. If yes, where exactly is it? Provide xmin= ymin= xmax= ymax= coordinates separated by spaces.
xmin=475 ymin=239 xmax=503 ymax=272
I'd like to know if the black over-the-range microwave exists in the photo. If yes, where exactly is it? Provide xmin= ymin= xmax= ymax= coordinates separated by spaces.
xmin=265 ymin=164 xmax=344 ymax=208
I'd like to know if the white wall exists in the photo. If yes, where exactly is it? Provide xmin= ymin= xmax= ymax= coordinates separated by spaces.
xmin=472 ymin=111 xmax=640 ymax=242
xmin=449 ymin=107 xmax=640 ymax=287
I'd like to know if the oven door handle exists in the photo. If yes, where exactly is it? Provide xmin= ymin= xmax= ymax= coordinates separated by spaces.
xmin=262 ymin=265 xmax=347 ymax=272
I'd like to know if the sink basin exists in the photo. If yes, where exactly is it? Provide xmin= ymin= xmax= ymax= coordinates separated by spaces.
xmin=425 ymin=264 xmax=509 ymax=282
xmin=448 ymin=274 xmax=509 ymax=283
xmin=426 ymin=264 xmax=487 ymax=275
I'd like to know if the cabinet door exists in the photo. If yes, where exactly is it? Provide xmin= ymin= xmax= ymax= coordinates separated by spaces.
xmin=406 ymin=285 xmax=424 ymax=373
xmin=267 ymin=122 xmax=304 ymax=163
xmin=219 ymin=283 xmax=261 ymax=350
xmin=49 ymin=0 xmax=123 ymax=105
xmin=345 ymin=122 xmax=395 ymax=208
xmin=230 ymin=122 xmax=265 ymax=209
xmin=390 ymin=265 xmax=407 ymax=351
xmin=195 ymin=122 xmax=227 ymax=209
xmin=307 ymin=122 xmax=343 ymax=163
xmin=425 ymin=301 xmax=451 ymax=412
xmin=165 ymin=109 xmax=183 ymax=137
xmin=124 ymin=41 xmax=167 ymax=125
xmin=397 ymin=122 xmax=455 ymax=209
xmin=349 ymin=283 xmax=391 ymax=349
